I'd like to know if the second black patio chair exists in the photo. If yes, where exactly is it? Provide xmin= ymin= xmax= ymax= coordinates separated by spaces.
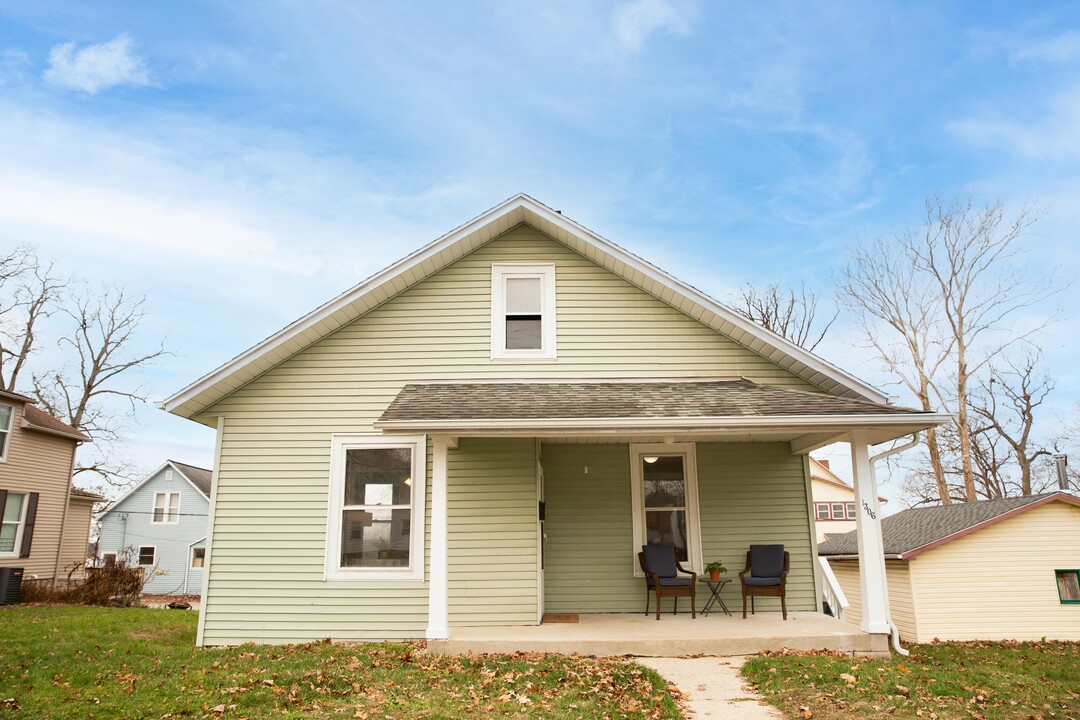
xmin=739 ymin=544 xmax=789 ymax=620
xmin=638 ymin=544 xmax=697 ymax=620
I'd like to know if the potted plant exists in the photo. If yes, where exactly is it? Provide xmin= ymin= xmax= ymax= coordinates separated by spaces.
xmin=704 ymin=561 xmax=727 ymax=581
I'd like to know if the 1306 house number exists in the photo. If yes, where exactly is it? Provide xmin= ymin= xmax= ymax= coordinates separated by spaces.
xmin=862 ymin=500 xmax=877 ymax=520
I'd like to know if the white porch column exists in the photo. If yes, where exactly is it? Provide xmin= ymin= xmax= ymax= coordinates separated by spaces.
xmin=849 ymin=431 xmax=890 ymax=634
xmin=427 ymin=435 xmax=450 ymax=640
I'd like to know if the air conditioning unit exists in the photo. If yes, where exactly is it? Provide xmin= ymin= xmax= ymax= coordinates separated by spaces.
xmin=0 ymin=567 xmax=24 ymax=605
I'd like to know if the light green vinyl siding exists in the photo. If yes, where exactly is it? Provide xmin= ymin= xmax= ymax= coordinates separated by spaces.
xmin=201 ymin=224 xmax=817 ymax=644
xmin=542 ymin=442 xmax=816 ymax=614
xmin=447 ymin=438 xmax=538 ymax=626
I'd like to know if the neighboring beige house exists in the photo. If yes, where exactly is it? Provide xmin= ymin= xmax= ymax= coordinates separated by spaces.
xmin=809 ymin=457 xmax=887 ymax=542
xmin=820 ymin=491 xmax=1080 ymax=642
xmin=0 ymin=389 xmax=99 ymax=585
xmin=163 ymin=194 xmax=948 ymax=648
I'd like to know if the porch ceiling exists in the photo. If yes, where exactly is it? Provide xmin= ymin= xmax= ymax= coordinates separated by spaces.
xmin=375 ymin=378 xmax=950 ymax=453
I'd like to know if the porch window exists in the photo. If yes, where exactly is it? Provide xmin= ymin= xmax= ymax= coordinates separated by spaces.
xmin=630 ymin=443 xmax=703 ymax=574
xmin=1056 ymin=570 xmax=1080 ymax=604
xmin=491 ymin=263 xmax=556 ymax=359
xmin=325 ymin=435 xmax=426 ymax=581
xmin=152 ymin=492 xmax=181 ymax=524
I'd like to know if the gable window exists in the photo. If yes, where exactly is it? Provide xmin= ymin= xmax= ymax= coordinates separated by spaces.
xmin=0 ymin=403 xmax=13 ymax=460
xmin=138 ymin=546 xmax=156 ymax=566
xmin=191 ymin=547 xmax=206 ymax=568
xmin=152 ymin=492 xmax=181 ymax=524
xmin=325 ymin=435 xmax=426 ymax=581
xmin=491 ymin=263 xmax=556 ymax=359
xmin=1056 ymin=570 xmax=1080 ymax=604
xmin=630 ymin=444 xmax=702 ymax=574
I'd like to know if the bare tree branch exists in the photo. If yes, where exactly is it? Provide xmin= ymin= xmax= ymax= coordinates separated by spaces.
xmin=731 ymin=282 xmax=838 ymax=351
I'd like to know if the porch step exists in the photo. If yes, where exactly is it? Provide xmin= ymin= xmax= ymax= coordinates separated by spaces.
xmin=427 ymin=612 xmax=887 ymax=657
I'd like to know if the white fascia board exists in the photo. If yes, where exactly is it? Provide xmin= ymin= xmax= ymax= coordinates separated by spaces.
xmin=163 ymin=193 xmax=890 ymax=418
xmin=375 ymin=412 xmax=953 ymax=433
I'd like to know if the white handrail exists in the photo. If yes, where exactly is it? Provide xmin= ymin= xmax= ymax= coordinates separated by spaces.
xmin=818 ymin=555 xmax=849 ymax=621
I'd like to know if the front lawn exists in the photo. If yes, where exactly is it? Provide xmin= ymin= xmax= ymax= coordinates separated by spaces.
xmin=0 ymin=605 xmax=682 ymax=719
xmin=742 ymin=642 xmax=1080 ymax=719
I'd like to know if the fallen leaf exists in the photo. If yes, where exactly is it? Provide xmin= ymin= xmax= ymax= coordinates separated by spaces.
xmin=840 ymin=673 xmax=857 ymax=684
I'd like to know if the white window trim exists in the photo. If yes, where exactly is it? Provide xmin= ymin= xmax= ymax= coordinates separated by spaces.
xmin=490 ymin=263 xmax=556 ymax=360
xmin=137 ymin=545 xmax=156 ymax=566
xmin=325 ymin=434 xmax=427 ymax=582
xmin=0 ymin=491 xmax=27 ymax=558
xmin=191 ymin=546 xmax=206 ymax=568
xmin=0 ymin=402 xmax=14 ymax=463
xmin=151 ymin=491 xmax=181 ymax=525
xmin=629 ymin=443 xmax=703 ymax=576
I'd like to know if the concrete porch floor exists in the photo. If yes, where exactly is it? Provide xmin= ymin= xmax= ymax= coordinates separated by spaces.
xmin=428 ymin=611 xmax=886 ymax=657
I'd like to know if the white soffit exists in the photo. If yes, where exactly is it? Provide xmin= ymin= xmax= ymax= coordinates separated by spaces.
xmin=162 ymin=194 xmax=887 ymax=420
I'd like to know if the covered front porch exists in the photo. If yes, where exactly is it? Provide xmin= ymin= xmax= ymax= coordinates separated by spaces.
xmin=428 ymin=611 xmax=886 ymax=657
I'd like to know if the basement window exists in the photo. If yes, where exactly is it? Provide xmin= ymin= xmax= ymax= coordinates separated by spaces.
xmin=491 ymin=264 xmax=556 ymax=359
xmin=1056 ymin=570 xmax=1080 ymax=604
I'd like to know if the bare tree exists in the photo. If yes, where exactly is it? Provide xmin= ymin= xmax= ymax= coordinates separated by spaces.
xmin=0 ymin=247 xmax=65 ymax=392
xmin=32 ymin=287 xmax=169 ymax=485
xmin=841 ymin=195 xmax=1062 ymax=504
xmin=731 ymin=282 xmax=837 ymax=351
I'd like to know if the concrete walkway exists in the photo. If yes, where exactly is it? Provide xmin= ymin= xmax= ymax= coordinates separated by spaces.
xmin=637 ymin=656 xmax=783 ymax=719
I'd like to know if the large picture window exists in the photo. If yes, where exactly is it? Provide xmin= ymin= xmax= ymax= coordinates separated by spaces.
xmin=325 ymin=435 xmax=426 ymax=581
xmin=491 ymin=263 xmax=556 ymax=359
xmin=629 ymin=443 xmax=702 ymax=574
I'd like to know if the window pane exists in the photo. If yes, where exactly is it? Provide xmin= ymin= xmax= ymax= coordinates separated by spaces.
xmin=816 ymin=503 xmax=830 ymax=520
xmin=138 ymin=547 xmax=155 ymax=565
xmin=0 ymin=404 xmax=12 ymax=429
xmin=192 ymin=548 xmax=205 ymax=568
xmin=645 ymin=510 xmax=688 ymax=562
xmin=846 ymin=503 xmax=856 ymax=520
xmin=643 ymin=456 xmax=685 ymax=508
xmin=344 ymin=448 xmax=412 ymax=507
xmin=0 ymin=523 xmax=15 ymax=553
xmin=2 ymin=493 xmax=23 ymax=523
xmin=1058 ymin=571 xmax=1080 ymax=602
xmin=505 ymin=277 xmax=541 ymax=314
xmin=832 ymin=503 xmax=846 ymax=518
xmin=340 ymin=508 xmax=411 ymax=568
xmin=505 ymin=317 xmax=542 ymax=349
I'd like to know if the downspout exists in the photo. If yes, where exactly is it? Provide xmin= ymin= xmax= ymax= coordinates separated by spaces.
xmin=52 ymin=437 xmax=83 ymax=587
xmin=869 ymin=432 xmax=920 ymax=657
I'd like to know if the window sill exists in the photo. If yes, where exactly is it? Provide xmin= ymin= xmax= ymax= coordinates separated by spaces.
xmin=325 ymin=569 xmax=425 ymax=583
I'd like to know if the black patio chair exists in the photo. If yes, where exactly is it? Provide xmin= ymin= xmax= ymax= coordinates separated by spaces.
xmin=638 ymin=544 xmax=697 ymax=620
xmin=739 ymin=544 xmax=789 ymax=620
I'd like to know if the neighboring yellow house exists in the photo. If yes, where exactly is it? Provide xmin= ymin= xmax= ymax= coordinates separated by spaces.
xmin=163 ymin=194 xmax=948 ymax=648
xmin=820 ymin=491 xmax=1080 ymax=642
xmin=809 ymin=457 xmax=887 ymax=543
xmin=0 ymin=389 xmax=99 ymax=589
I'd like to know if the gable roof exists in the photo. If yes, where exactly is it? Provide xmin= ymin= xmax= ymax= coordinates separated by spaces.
xmin=21 ymin=404 xmax=90 ymax=442
xmin=163 ymin=194 xmax=891 ymax=423
xmin=818 ymin=491 xmax=1080 ymax=559
xmin=809 ymin=457 xmax=887 ymax=503
xmin=99 ymin=459 xmax=213 ymax=517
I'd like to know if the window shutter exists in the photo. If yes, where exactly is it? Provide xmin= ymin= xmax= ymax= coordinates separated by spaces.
xmin=19 ymin=492 xmax=38 ymax=558
xmin=0 ymin=489 xmax=7 ymax=521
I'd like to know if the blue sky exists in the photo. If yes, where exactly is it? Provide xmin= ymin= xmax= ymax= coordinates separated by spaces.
xmin=0 ymin=1 xmax=1077 ymax=497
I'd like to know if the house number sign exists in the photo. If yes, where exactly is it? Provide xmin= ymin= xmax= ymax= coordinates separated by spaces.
xmin=862 ymin=500 xmax=877 ymax=520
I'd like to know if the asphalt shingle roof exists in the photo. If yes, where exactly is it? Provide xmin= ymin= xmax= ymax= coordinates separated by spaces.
xmin=378 ymin=379 xmax=924 ymax=423
xmin=818 ymin=492 xmax=1079 ymax=558
xmin=170 ymin=460 xmax=213 ymax=496
xmin=22 ymin=405 xmax=90 ymax=442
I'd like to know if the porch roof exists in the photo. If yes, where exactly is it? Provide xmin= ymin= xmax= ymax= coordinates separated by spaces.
xmin=375 ymin=378 xmax=949 ymax=450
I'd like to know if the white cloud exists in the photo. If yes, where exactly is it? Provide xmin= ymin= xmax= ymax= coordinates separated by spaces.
xmin=44 ymin=33 xmax=150 ymax=94
xmin=612 ymin=0 xmax=693 ymax=52
xmin=0 ymin=49 xmax=32 ymax=86
xmin=1009 ymin=30 xmax=1080 ymax=65
xmin=950 ymin=87 xmax=1080 ymax=161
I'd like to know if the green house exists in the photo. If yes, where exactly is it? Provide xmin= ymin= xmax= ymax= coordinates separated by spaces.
xmin=163 ymin=194 xmax=947 ymax=650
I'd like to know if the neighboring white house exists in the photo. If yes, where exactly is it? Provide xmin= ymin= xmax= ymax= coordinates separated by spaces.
xmin=97 ymin=460 xmax=211 ymax=595
xmin=809 ymin=457 xmax=887 ymax=543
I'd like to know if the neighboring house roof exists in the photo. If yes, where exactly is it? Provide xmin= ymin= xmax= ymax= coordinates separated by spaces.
xmin=70 ymin=487 xmax=105 ymax=501
xmin=375 ymin=378 xmax=944 ymax=435
xmin=99 ymin=459 xmax=213 ymax=517
xmin=21 ymin=404 xmax=91 ymax=442
xmin=164 ymin=194 xmax=894 ymax=422
xmin=0 ymin=388 xmax=34 ymax=404
xmin=818 ymin=491 xmax=1080 ymax=559
xmin=809 ymin=457 xmax=887 ymax=503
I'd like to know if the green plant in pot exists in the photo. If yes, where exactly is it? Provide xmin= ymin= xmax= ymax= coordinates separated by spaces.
xmin=704 ymin=561 xmax=727 ymax=581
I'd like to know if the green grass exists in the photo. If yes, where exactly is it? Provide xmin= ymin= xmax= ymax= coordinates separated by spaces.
xmin=742 ymin=642 xmax=1080 ymax=719
xmin=0 ymin=605 xmax=683 ymax=720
